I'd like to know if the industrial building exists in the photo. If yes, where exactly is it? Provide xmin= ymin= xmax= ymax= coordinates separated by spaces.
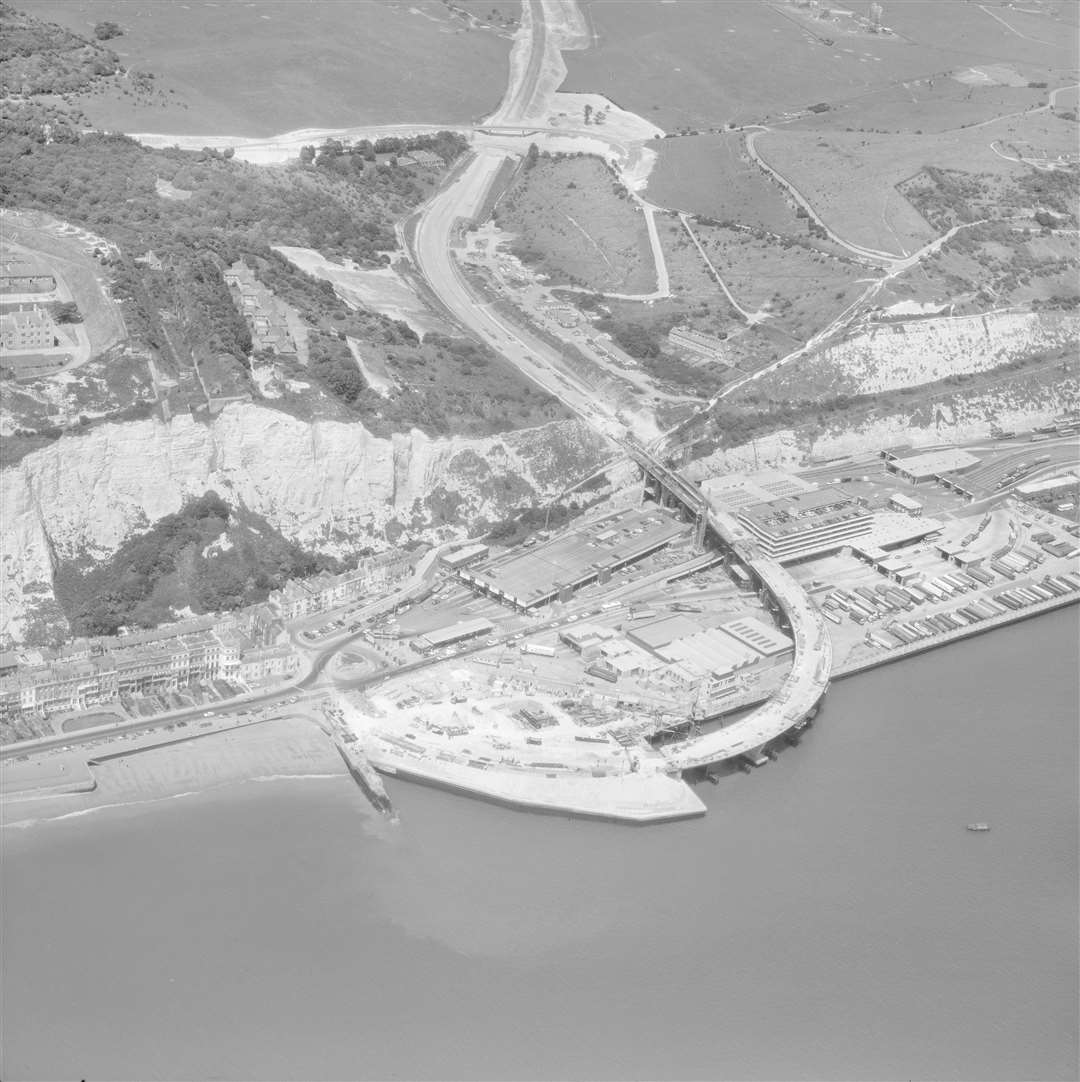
xmin=413 ymin=618 xmax=494 ymax=654
xmin=461 ymin=507 xmax=688 ymax=610
xmin=701 ymin=469 xmax=818 ymax=511
xmin=628 ymin=612 xmax=792 ymax=680
xmin=719 ymin=616 xmax=793 ymax=659
xmin=626 ymin=614 xmax=702 ymax=652
xmin=886 ymin=448 xmax=979 ymax=483
xmin=1016 ymin=474 xmax=1078 ymax=499
xmin=733 ymin=487 xmax=874 ymax=563
xmin=888 ymin=492 xmax=923 ymax=515
xmin=441 ymin=542 xmax=490 ymax=570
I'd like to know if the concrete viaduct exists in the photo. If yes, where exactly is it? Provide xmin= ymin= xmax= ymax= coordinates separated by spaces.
xmin=629 ymin=447 xmax=833 ymax=769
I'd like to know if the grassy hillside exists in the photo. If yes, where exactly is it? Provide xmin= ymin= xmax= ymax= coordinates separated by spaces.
xmin=15 ymin=0 xmax=511 ymax=135
xmin=1 ymin=10 xmax=563 ymax=448
xmin=495 ymin=153 xmax=655 ymax=293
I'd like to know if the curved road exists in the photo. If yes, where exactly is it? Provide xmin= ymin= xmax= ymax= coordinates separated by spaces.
xmin=408 ymin=0 xmax=834 ymax=768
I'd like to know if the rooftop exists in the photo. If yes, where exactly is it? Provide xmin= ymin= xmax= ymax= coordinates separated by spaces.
xmin=719 ymin=616 xmax=793 ymax=657
xmin=471 ymin=507 xmax=687 ymax=606
xmin=702 ymin=468 xmax=818 ymax=511
xmin=739 ymin=487 xmax=867 ymax=538
xmin=626 ymin=614 xmax=704 ymax=651
xmin=891 ymin=448 xmax=980 ymax=477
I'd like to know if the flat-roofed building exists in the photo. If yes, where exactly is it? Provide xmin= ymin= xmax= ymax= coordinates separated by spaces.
xmin=719 ymin=616 xmax=793 ymax=659
xmin=0 ymin=251 xmax=56 ymax=294
xmin=441 ymin=542 xmax=490 ymax=569
xmin=668 ymin=325 xmax=729 ymax=361
xmin=626 ymin=614 xmax=703 ymax=652
xmin=463 ymin=507 xmax=688 ymax=610
xmin=559 ymin=624 xmax=617 ymax=659
xmin=1016 ymin=473 xmax=1078 ymax=497
xmin=731 ymin=487 xmax=873 ymax=564
xmin=856 ymin=511 xmax=943 ymax=552
xmin=889 ymin=492 xmax=923 ymax=515
xmin=658 ymin=628 xmax=760 ymax=678
xmin=414 ymin=618 xmax=493 ymax=653
xmin=887 ymin=448 xmax=979 ymax=483
xmin=878 ymin=554 xmax=913 ymax=578
xmin=701 ymin=468 xmax=818 ymax=512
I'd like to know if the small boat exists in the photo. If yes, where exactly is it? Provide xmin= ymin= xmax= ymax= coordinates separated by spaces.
xmin=966 ymin=822 xmax=991 ymax=832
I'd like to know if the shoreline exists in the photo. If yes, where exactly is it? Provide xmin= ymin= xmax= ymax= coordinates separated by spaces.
xmin=0 ymin=716 xmax=359 ymax=830
xmin=3 ymin=597 xmax=1077 ymax=829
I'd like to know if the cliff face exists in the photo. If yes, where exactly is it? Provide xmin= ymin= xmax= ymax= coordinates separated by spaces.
xmin=750 ymin=311 xmax=1080 ymax=400
xmin=686 ymin=376 xmax=1077 ymax=480
xmin=1 ymin=405 xmax=610 ymax=645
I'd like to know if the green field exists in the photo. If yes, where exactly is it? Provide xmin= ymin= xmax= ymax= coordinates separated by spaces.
xmin=755 ymin=110 xmax=1078 ymax=255
xmin=644 ymin=132 xmax=799 ymax=230
xmin=562 ymin=0 xmax=1076 ymax=132
xmin=495 ymin=154 xmax=656 ymax=292
xmin=17 ymin=0 xmax=512 ymax=135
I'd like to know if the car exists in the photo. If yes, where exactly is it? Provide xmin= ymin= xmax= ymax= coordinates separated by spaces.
xmin=203 ymin=711 xmax=216 ymax=717
xmin=484 ymin=638 xmax=498 ymax=646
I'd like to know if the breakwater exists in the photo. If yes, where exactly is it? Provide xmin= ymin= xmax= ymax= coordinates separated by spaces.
xmin=334 ymin=738 xmax=395 ymax=817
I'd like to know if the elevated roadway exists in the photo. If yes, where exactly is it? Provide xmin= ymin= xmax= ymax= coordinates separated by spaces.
xmin=665 ymin=505 xmax=833 ymax=770
xmin=629 ymin=448 xmax=833 ymax=768
xmin=408 ymin=2 xmax=835 ymax=771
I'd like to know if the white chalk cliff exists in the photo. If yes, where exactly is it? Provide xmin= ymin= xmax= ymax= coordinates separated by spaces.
xmin=1 ymin=405 xmax=610 ymax=644
xmin=760 ymin=311 xmax=1080 ymax=398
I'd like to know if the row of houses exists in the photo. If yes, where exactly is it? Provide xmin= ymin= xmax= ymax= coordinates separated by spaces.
xmin=267 ymin=548 xmax=420 ymax=620
xmin=224 ymin=260 xmax=298 ymax=355
xmin=2 ymin=545 xmax=426 ymax=722
xmin=0 ymin=609 xmax=296 ymax=722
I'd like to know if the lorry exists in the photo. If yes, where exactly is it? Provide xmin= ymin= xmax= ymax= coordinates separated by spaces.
xmin=520 ymin=643 xmax=556 ymax=657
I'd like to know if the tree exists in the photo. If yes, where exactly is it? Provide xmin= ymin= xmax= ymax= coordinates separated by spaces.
xmin=51 ymin=300 xmax=82 ymax=323
xmin=525 ymin=142 xmax=539 ymax=170
xmin=93 ymin=21 xmax=123 ymax=40
xmin=583 ymin=103 xmax=592 ymax=125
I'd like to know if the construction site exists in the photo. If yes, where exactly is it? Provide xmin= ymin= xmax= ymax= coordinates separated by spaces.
xmin=330 ymin=432 xmax=1079 ymax=822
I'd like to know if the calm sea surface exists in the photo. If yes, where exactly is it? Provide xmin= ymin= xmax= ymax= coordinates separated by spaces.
xmin=2 ymin=609 xmax=1077 ymax=1081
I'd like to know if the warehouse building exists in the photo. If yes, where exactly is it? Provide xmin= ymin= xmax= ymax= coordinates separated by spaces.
xmin=888 ymin=492 xmax=923 ymax=515
xmin=626 ymin=614 xmax=703 ymax=653
xmin=701 ymin=468 xmax=818 ymax=512
xmin=462 ymin=507 xmax=688 ymax=610
xmin=413 ymin=618 xmax=493 ymax=654
xmin=657 ymin=629 xmax=760 ymax=678
xmin=886 ymin=448 xmax=979 ymax=484
xmin=719 ymin=616 xmax=793 ymax=659
xmin=441 ymin=542 xmax=490 ymax=570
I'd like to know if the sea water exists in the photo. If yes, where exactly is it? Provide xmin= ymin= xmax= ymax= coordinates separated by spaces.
xmin=2 ymin=609 xmax=1077 ymax=1081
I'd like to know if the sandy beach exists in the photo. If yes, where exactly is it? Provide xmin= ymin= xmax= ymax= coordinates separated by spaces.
xmin=0 ymin=717 xmax=353 ymax=829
